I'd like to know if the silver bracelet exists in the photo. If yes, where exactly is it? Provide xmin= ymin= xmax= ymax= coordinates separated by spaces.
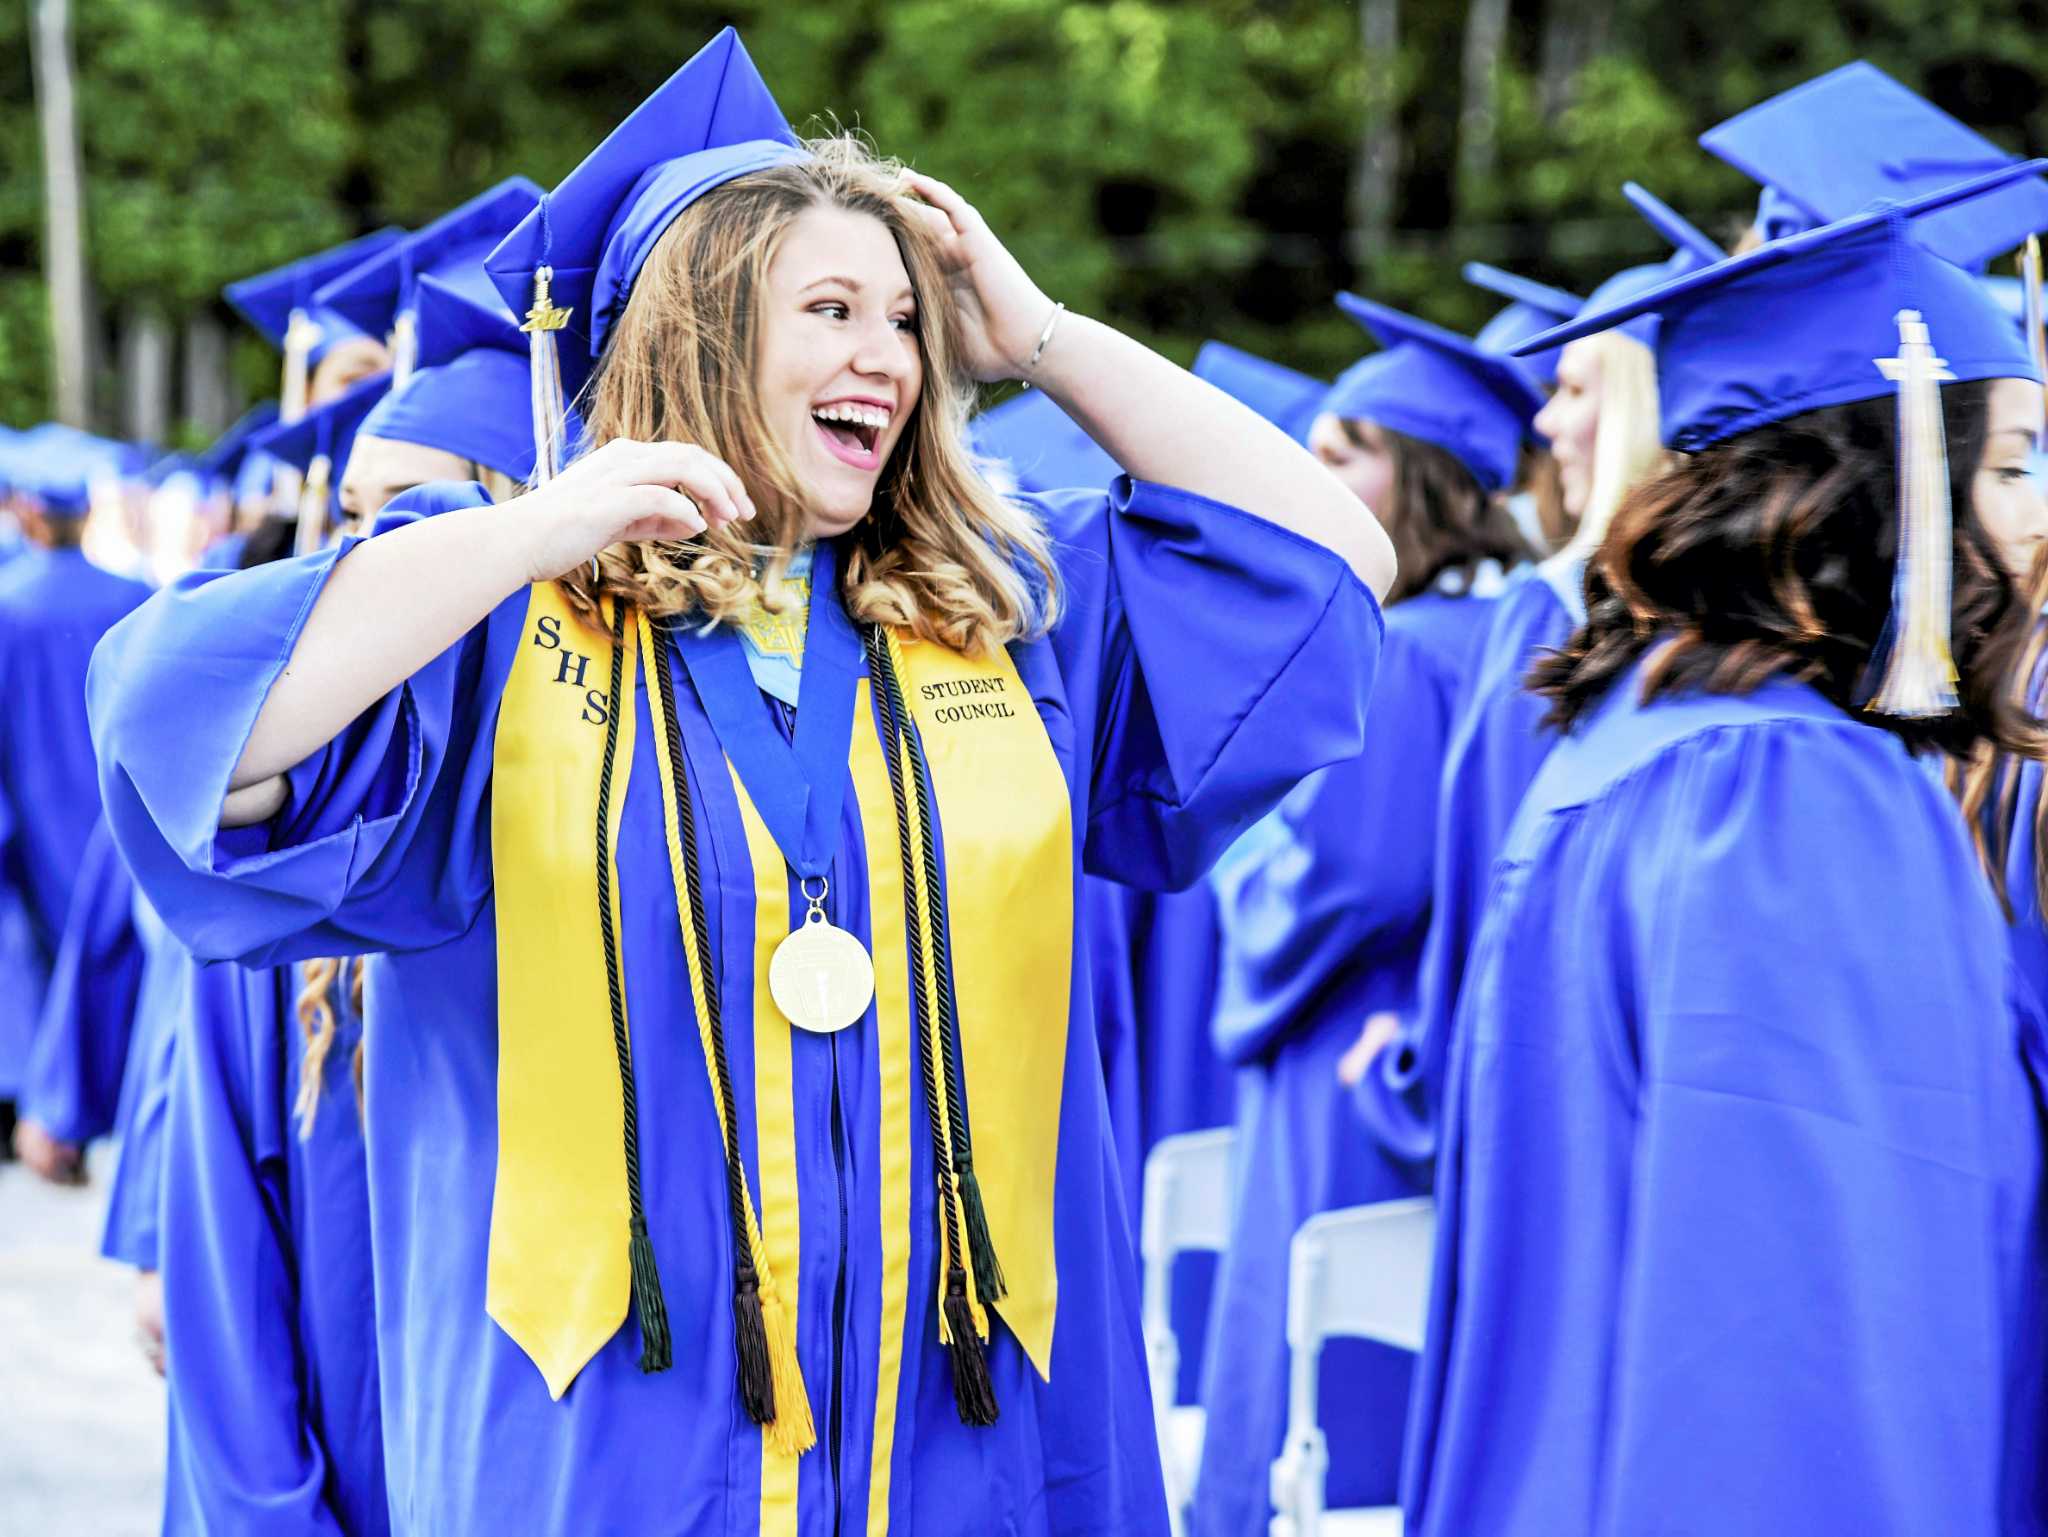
xmin=1027 ymin=302 xmax=1066 ymax=370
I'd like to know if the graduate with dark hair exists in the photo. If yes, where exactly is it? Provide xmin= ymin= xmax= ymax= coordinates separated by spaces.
xmin=1192 ymin=296 xmax=1536 ymax=1533
xmin=90 ymin=30 xmax=1391 ymax=1537
xmin=1403 ymin=167 xmax=2048 ymax=1536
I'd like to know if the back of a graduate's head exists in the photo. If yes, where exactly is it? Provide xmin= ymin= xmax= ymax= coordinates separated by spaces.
xmin=568 ymin=133 xmax=1058 ymax=658
xmin=1531 ymin=378 xmax=2048 ymax=758
xmin=1312 ymin=414 xmax=1531 ymax=603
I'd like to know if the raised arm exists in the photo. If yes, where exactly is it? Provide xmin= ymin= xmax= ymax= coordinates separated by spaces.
xmin=222 ymin=440 xmax=754 ymax=821
xmin=905 ymin=172 xmax=1396 ymax=599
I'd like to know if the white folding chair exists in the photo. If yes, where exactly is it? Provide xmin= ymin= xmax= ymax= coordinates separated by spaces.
xmin=1141 ymin=1127 xmax=1238 ymax=1537
xmin=1267 ymin=1197 xmax=1437 ymax=1537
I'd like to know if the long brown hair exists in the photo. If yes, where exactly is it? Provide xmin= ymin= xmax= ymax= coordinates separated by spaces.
xmin=1531 ymin=382 xmax=2048 ymax=764
xmin=1956 ymin=542 xmax=2048 ymax=914
xmin=560 ymin=134 xmax=1060 ymax=657
xmin=1344 ymin=420 xmax=1532 ymax=603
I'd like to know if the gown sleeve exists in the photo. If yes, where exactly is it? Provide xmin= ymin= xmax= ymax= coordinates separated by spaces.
xmin=160 ymin=960 xmax=348 ymax=1537
xmin=1209 ymin=622 xmax=1453 ymax=1066
xmin=98 ymin=936 xmax=188 ymax=1271
xmin=1030 ymin=477 xmax=1383 ymax=891
xmin=1353 ymin=583 xmax=1567 ymax=1160
xmin=20 ymin=817 xmax=144 ymax=1144
xmin=1593 ymin=721 xmax=2032 ymax=1533
xmin=88 ymin=482 xmax=510 ymax=967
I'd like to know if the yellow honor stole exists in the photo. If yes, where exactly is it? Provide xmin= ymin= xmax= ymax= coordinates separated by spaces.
xmin=487 ymin=580 xmax=1072 ymax=1475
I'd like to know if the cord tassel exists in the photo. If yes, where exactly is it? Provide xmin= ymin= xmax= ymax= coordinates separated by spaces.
xmin=957 ymin=1164 xmax=1008 ymax=1304
xmin=732 ymin=1268 xmax=777 ymax=1425
xmin=390 ymin=308 xmax=419 ymax=389
xmin=759 ymin=1276 xmax=817 ymax=1457
xmin=943 ymin=1271 xmax=1001 ymax=1426
xmin=628 ymin=1214 xmax=673 ymax=1372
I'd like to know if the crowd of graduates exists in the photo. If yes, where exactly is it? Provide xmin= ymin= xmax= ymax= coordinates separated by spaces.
xmin=4 ymin=32 xmax=2048 ymax=1536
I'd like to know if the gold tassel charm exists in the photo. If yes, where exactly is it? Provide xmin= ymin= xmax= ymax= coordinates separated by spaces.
xmin=1870 ymin=309 xmax=1960 ymax=719
xmin=759 ymin=1274 xmax=818 ymax=1457
xmin=523 ymin=264 xmax=573 ymax=487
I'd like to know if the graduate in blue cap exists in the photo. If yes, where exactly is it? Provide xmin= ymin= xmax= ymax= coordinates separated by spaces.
xmin=90 ymin=27 xmax=1393 ymax=1537
xmin=1347 ymin=205 xmax=1702 ymax=1167
xmin=1401 ymin=166 xmax=2048 ymax=1537
xmin=227 ymin=229 xmax=406 ymax=424
xmin=1192 ymin=294 xmax=1535 ymax=1533
xmin=0 ymin=427 xmax=153 ymax=1179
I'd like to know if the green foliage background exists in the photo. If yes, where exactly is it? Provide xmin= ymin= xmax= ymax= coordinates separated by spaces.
xmin=3 ymin=0 xmax=2045 ymax=432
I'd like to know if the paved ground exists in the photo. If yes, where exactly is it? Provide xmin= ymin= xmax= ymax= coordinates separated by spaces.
xmin=0 ymin=1147 xmax=164 ymax=1536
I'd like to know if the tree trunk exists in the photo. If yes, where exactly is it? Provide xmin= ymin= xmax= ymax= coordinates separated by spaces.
xmin=120 ymin=307 xmax=170 ymax=447
xmin=29 ymin=0 xmax=93 ymax=429
xmin=1459 ymin=0 xmax=1512 ymax=203
xmin=181 ymin=311 xmax=234 ymax=438
xmin=1538 ymin=0 xmax=1581 ymax=119
xmin=1352 ymin=0 xmax=1401 ymax=256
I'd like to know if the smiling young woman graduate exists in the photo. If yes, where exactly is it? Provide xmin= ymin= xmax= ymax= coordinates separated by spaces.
xmin=90 ymin=29 xmax=1392 ymax=1537
xmin=1402 ymin=167 xmax=2048 ymax=1537
xmin=1192 ymin=296 xmax=1535 ymax=1534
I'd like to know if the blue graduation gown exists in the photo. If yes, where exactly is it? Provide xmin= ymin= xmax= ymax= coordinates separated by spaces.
xmin=99 ymin=891 xmax=195 ymax=1270
xmin=162 ymin=959 xmax=386 ymax=1537
xmin=1192 ymin=590 xmax=1494 ymax=1531
xmin=0 ymin=547 xmax=151 ymax=1085
xmin=1087 ymin=875 xmax=1234 ymax=1403
xmin=1404 ymin=666 xmax=2047 ymax=1535
xmin=1352 ymin=563 xmax=1579 ymax=1161
xmin=90 ymin=476 xmax=1380 ymax=1537
xmin=20 ymin=817 xmax=144 ymax=1143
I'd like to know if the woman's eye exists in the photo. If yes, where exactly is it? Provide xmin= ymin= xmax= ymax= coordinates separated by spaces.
xmin=1996 ymin=466 xmax=2032 ymax=483
xmin=892 ymin=314 xmax=918 ymax=334
xmin=812 ymin=302 xmax=850 ymax=321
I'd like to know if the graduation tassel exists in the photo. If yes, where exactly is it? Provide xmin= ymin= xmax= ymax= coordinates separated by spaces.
xmin=943 ymin=1269 xmax=1001 ymax=1426
xmin=390 ymin=308 xmax=419 ymax=389
xmin=1870 ymin=309 xmax=1960 ymax=718
xmin=2024 ymin=238 xmax=2047 ymax=420
xmin=523 ymin=263 xmax=572 ymax=485
xmin=280 ymin=305 xmax=319 ymax=424
xmin=731 ymin=1266 xmax=777 ymax=1424
xmin=292 ymin=454 xmax=332 ymax=559
xmin=593 ymin=599 xmax=676 ymax=1375
xmin=957 ymin=1163 xmax=1007 ymax=1306
xmin=628 ymin=1213 xmax=673 ymax=1372
xmin=758 ymin=1273 xmax=817 ymax=1458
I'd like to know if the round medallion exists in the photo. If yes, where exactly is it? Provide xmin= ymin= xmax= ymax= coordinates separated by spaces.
xmin=769 ymin=911 xmax=876 ymax=1034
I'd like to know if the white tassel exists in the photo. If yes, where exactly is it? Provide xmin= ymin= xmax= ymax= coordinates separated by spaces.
xmin=280 ymin=306 xmax=320 ymax=425
xmin=292 ymin=454 xmax=333 ymax=558
xmin=2024 ymin=238 xmax=2047 ymax=425
xmin=522 ymin=264 xmax=573 ymax=488
xmin=390 ymin=309 xmax=419 ymax=389
xmin=1870 ymin=309 xmax=1960 ymax=719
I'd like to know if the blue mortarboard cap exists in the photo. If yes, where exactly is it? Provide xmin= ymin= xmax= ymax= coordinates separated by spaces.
xmin=16 ymin=424 xmax=132 ymax=515
xmin=969 ymin=389 xmax=1121 ymax=494
xmin=1512 ymin=163 xmax=2047 ymax=450
xmin=196 ymin=402 xmax=282 ymax=482
xmin=1190 ymin=341 xmax=1327 ymax=442
xmin=251 ymin=371 xmax=392 ymax=524
xmin=225 ymin=229 xmax=407 ymax=364
xmin=486 ymin=28 xmax=801 ymax=401
xmin=318 ymin=179 xmax=542 ymax=374
xmin=234 ymin=449 xmax=280 ymax=508
xmin=1323 ymin=294 xmax=1545 ymax=492
xmin=1621 ymin=183 xmax=1725 ymax=266
xmin=360 ymin=349 xmax=550 ymax=483
xmin=1700 ymin=62 xmax=2048 ymax=269
xmin=1464 ymin=262 xmax=1586 ymax=390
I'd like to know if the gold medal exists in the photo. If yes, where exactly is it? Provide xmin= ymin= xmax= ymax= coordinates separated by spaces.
xmin=769 ymin=880 xmax=874 ymax=1034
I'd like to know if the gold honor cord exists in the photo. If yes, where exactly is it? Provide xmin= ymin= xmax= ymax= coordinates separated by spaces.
xmin=643 ymin=612 xmax=817 ymax=1457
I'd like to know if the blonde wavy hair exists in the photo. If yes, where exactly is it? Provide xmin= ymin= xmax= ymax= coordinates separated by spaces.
xmin=294 ymin=956 xmax=365 ymax=1138
xmin=1562 ymin=329 xmax=1670 ymax=555
xmin=559 ymin=134 xmax=1061 ymax=656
